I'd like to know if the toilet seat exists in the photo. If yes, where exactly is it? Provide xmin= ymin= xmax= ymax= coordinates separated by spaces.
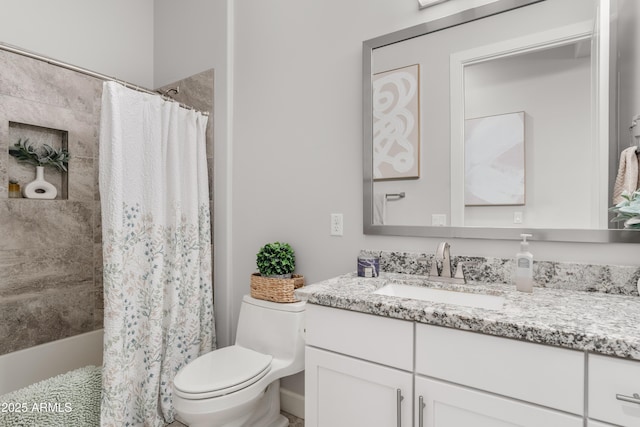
xmin=173 ymin=346 xmax=272 ymax=399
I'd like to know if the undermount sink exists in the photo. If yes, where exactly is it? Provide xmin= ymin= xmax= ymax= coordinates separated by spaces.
xmin=374 ymin=283 xmax=505 ymax=310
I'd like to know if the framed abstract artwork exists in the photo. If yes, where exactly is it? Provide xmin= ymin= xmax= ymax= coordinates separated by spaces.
xmin=372 ymin=64 xmax=420 ymax=181
xmin=464 ymin=111 xmax=525 ymax=206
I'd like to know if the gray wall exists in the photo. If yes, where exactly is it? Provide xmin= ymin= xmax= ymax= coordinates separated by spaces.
xmin=0 ymin=49 xmax=103 ymax=355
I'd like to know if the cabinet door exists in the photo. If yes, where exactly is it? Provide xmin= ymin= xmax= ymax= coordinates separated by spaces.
xmin=415 ymin=376 xmax=583 ymax=427
xmin=306 ymin=346 xmax=412 ymax=427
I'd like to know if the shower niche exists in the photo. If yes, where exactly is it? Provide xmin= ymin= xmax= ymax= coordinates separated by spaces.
xmin=7 ymin=121 xmax=69 ymax=200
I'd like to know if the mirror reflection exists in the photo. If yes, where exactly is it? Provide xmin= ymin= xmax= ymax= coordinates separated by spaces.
xmin=364 ymin=0 xmax=640 ymax=242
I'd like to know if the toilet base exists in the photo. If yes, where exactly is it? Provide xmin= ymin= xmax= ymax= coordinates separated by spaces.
xmin=265 ymin=414 xmax=289 ymax=427
xmin=174 ymin=380 xmax=288 ymax=427
xmin=242 ymin=380 xmax=287 ymax=427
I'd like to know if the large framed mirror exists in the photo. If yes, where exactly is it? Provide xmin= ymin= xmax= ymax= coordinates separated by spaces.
xmin=363 ymin=0 xmax=640 ymax=243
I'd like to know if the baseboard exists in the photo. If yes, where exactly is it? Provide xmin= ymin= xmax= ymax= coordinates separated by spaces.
xmin=280 ymin=387 xmax=304 ymax=419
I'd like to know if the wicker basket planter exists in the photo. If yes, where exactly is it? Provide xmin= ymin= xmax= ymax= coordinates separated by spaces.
xmin=250 ymin=273 xmax=305 ymax=303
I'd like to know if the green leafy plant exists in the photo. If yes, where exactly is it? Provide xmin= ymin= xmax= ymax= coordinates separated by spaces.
xmin=9 ymin=138 xmax=70 ymax=172
xmin=610 ymin=190 xmax=640 ymax=229
xmin=256 ymin=242 xmax=296 ymax=277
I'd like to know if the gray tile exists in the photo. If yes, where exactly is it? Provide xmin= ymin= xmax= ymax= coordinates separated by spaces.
xmin=93 ymin=308 xmax=104 ymax=329
xmin=0 ymin=200 xmax=93 ymax=251
xmin=0 ymin=49 xmax=103 ymax=115
xmin=94 ymin=156 xmax=100 ymax=201
xmin=0 ymin=48 xmax=104 ymax=356
xmin=0 ymin=285 xmax=95 ymax=355
xmin=68 ymin=156 xmax=94 ymax=201
xmin=0 ymin=146 xmax=6 ymax=199
xmin=94 ymin=200 xmax=102 ymax=243
xmin=0 ymin=245 xmax=93 ymax=297
xmin=156 ymin=68 xmax=214 ymax=115
xmin=0 ymin=94 xmax=98 ymax=157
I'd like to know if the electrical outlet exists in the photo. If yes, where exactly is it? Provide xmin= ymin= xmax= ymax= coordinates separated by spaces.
xmin=431 ymin=214 xmax=447 ymax=226
xmin=330 ymin=213 xmax=343 ymax=236
xmin=514 ymin=211 xmax=523 ymax=224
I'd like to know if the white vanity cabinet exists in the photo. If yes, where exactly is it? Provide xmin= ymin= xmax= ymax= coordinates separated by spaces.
xmin=305 ymin=304 xmax=602 ymax=427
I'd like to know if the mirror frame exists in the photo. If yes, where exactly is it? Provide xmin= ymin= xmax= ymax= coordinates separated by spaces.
xmin=363 ymin=0 xmax=640 ymax=243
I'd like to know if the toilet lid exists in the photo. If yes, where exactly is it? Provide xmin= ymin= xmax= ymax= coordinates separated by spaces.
xmin=174 ymin=345 xmax=272 ymax=398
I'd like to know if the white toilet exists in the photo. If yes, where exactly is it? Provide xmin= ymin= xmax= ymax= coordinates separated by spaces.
xmin=173 ymin=295 xmax=306 ymax=427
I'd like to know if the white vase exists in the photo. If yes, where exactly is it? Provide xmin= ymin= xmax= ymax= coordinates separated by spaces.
xmin=23 ymin=166 xmax=57 ymax=199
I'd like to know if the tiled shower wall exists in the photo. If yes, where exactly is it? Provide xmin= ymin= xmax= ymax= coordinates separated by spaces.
xmin=0 ymin=48 xmax=214 ymax=355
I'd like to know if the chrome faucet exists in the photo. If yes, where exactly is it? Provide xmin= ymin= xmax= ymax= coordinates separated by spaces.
xmin=429 ymin=241 xmax=466 ymax=284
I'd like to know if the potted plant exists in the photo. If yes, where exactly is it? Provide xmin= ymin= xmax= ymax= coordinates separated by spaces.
xmin=610 ymin=190 xmax=640 ymax=229
xmin=9 ymin=138 xmax=70 ymax=199
xmin=9 ymin=138 xmax=70 ymax=171
xmin=251 ymin=242 xmax=304 ymax=303
xmin=256 ymin=242 xmax=296 ymax=278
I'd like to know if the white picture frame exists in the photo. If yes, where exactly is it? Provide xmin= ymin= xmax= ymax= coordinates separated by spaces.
xmin=464 ymin=111 xmax=525 ymax=206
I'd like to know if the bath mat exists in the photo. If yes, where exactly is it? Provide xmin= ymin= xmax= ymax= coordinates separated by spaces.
xmin=0 ymin=365 xmax=101 ymax=427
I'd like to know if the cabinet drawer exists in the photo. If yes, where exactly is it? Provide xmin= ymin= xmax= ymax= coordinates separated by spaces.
xmin=416 ymin=376 xmax=583 ymax=427
xmin=306 ymin=304 xmax=413 ymax=370
xmin=415 ymin=323 xmax=584 ymax=415
xmin=589 ymin=354 xmax=640 ymax=426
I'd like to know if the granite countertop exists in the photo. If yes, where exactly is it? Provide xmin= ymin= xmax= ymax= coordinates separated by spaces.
xmin=296 ymin=272 xmax=640 ymax=360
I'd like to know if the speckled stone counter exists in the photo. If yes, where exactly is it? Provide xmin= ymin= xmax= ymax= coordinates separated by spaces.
xmin=296 ymin=271 xmax=640 ymax=360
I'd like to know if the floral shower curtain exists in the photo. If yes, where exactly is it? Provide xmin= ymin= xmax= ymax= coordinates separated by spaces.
xmin=99 ymin=81 xmax=215 ymax=426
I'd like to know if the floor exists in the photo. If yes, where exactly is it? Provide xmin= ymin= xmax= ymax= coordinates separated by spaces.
xmin=167 ymin=411 xmax=304 ymax=426
xmin=283 ymin=412 xmax=305 ymax=427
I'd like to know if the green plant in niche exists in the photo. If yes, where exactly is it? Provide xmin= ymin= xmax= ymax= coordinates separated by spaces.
xmin=256 ymin=242 xmax=296 ymax=277
xmin=9 ymin=138 xmax=70 ymax=172
xmin=610 ymin=190 xmax=640 ymax=229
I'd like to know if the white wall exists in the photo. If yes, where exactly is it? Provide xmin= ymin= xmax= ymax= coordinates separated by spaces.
xmin=0 ymin=0 xmax=154 ymax=88
xmin=154 ymin=0 xmax=227 ymax=88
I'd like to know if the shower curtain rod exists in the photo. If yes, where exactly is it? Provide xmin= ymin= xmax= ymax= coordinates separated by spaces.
xmin=0 ymin=42 xmax=209 ymax=116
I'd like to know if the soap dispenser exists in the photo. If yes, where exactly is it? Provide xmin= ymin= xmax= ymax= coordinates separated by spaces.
xmin=515 ymin=233 xmax=534 ymax=293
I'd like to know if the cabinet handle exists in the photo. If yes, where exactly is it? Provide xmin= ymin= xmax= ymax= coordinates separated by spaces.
xmin=396 ymin=389 xmax=404 ymax=427
xmin=418 ymin=395 xmax=426 ymax=427
xmin=616 ymin=393 xmax=640 ymax=405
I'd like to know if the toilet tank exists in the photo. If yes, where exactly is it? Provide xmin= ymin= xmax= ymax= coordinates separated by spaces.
xmin=235 ymin=295 xmax=306 ymax=366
